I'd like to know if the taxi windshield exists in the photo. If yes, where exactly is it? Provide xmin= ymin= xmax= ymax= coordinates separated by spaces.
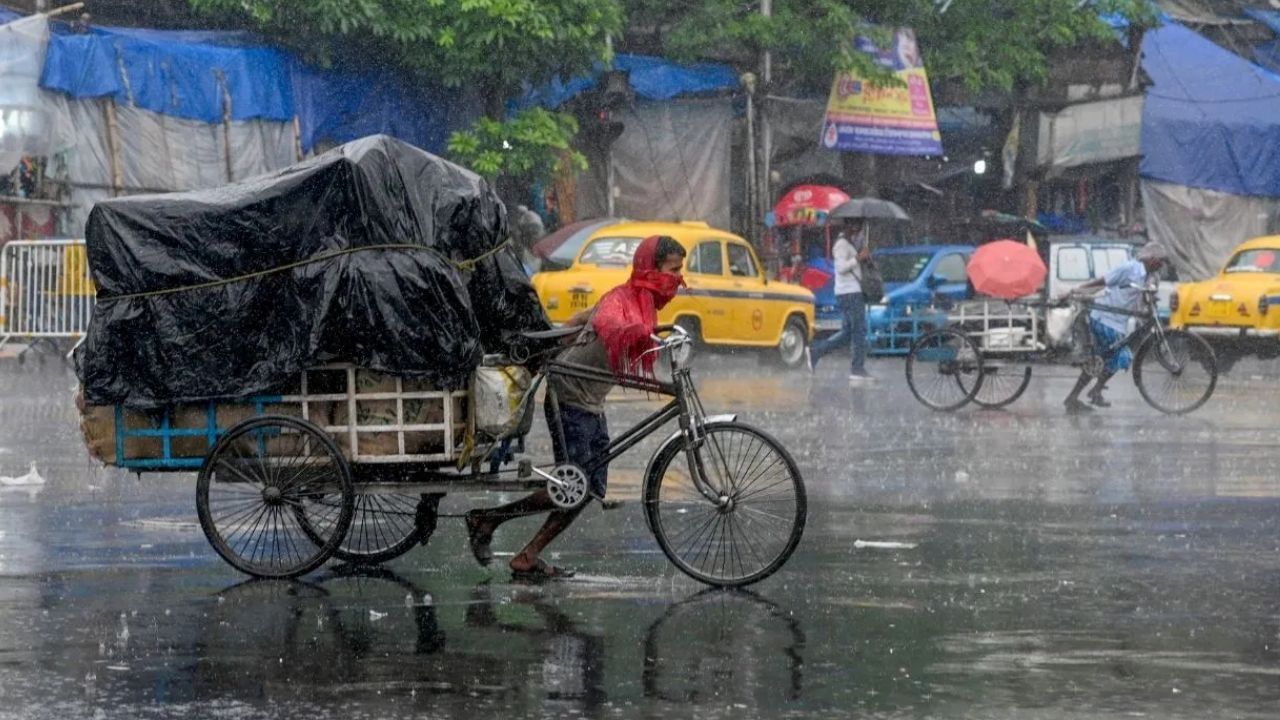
xmin=578 ymin=236 xmax=644 ymax=266
xmin=1224 ymin=248 xmax=1280 ymax=273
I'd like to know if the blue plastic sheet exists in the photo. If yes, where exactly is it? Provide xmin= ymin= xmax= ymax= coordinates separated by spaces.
xmin=1244 ymin=8 xmax=1280 ymax=34
xmin=511 ymin=53 xmax=737 ymax=112
xmin=41 ymin=26 xmax=295 ymax=123
xmin=36 ymin=20 xmax=468 ymax=152
xmin=1140 ymin=22 xmax=1280 ymax=197
xmin=290 ymin=61 xmax=474 ymax=155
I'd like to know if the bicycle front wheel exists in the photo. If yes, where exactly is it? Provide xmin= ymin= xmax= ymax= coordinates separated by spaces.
xmin=643 ymin=422 xmax=806 ymax=587
xmin=906 ymin=328 xmax=984 ymax=411
xmin=1133 ymin=329 xmax=1217 ymax=414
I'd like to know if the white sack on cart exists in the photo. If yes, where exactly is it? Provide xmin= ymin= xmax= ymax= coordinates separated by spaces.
xmin=1045 ymin=306 xmax=1080 ymax=349
xmin=471 ymin=366 xmax=533 ymax=441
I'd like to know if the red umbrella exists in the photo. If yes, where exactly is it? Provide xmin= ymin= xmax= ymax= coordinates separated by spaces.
xmin=966 ymin=239 xmax=1046 ymax=299
xmin=771 ymin=185 xmax=850 ymax=226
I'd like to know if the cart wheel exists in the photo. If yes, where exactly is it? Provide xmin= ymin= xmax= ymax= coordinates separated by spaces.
xmin=905 ymin=328 xmax=984 ymax=411
xmin=299 ymin=491 xmax=430 ymax=565
xmin=1133 ymin=329 xmax=1217 ymax=415
xmin=960 ymin=361 xmax=1032 ymax=409
xmin=197 ymin=415 xmax=354 ymax=579
xmin=643 ymin=422 xmax=806 ymax=587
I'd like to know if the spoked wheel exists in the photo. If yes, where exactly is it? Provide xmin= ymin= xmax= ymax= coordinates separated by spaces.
xmin=1133 ymin=329 xmax=1218 ymax=414
xmin=643 ymin=422 xmax=806 ymax=587
xmin=197 ymin=415 xmax=354 ymax=579
xmin=905 ymin=327 xmax=984 ymax=411
xmin=958 ymin=360 xmax=1033 ymax=409
xmin=300 ymin=491 xmax=431 ymax=565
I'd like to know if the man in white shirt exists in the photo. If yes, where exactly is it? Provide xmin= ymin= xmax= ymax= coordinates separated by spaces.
xmin=807 ymin=219 xmax=872 ymax=383
xmin=1059 ymin=242 xmax=1168 ymax=413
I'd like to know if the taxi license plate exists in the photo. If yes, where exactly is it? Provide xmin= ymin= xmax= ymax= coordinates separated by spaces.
xmin=1207 ymin=301 xmax=1231 ymax=318
xmin=570 ymin=291 xmax=589 ymax=310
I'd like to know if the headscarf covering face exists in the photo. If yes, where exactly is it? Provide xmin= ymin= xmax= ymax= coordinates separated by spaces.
xmin=592 ymin=235 xmax=686 ymax=376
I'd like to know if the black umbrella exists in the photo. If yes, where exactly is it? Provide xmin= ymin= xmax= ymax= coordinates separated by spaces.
xmin=830 ymin=197 xmax=910 ymax=221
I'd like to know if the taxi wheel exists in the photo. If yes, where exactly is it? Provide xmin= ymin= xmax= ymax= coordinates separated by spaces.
xmin=776 ymin=317 xmax=808 ymax=368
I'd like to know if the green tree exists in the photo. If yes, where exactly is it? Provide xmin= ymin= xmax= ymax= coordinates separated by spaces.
xmin=187 ymin=0 xmax=621 ymax=186
xmin=625 ymin=0 xmax=1156 ymax=93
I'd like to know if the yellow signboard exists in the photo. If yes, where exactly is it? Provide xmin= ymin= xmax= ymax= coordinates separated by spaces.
xmin=821 ymin=28 xmax=943 ymax=156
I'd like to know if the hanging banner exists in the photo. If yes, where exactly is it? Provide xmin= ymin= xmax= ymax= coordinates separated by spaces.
xmin=820 ymin=28 xmax=943 ymax=156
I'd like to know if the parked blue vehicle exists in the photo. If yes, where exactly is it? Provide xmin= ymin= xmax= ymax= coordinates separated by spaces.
xmin=810 ymin=244 xmax=976 ymax=354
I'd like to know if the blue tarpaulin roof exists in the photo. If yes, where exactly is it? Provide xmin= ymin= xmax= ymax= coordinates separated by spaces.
xmin=511 ymin=53 xmax=738 ymax=112
xmin=1140 ymin=22 xmax=1280 ymax=197
xmin=33 ymin=18 xmax=734 ymax=154
xmin=34 ymin=21 xmax=468 ymax=153
xmin=42 ymin=26 xmax=295 ymax=123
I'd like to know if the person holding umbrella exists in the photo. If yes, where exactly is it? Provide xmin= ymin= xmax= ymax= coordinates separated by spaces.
xmin=806 ymin=197 xmax=908 ymax=383
xmin=806 ymin=218 xmax=873 ymax=383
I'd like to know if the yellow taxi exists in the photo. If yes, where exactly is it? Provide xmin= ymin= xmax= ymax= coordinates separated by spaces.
xmin=531 ymin=220 xmax=815 ymax=366
xmin=1169 ymin=235 xmax=1280 ymax=342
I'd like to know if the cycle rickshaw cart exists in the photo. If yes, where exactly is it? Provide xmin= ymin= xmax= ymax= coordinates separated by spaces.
xmin=76 ymin=137 xmax=805 ymax=588
xmin=903 ymin=284 xmax=1219 ymax=414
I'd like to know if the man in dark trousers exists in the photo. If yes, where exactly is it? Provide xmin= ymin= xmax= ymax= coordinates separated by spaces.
xmin=464 ymin=235 xmax=687 ymax=580
xmin=807 ymin=219 xmax=872 ymax=384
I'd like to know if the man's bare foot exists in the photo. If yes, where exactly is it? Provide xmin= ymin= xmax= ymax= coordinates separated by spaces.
xmin=510 ymin=556 xmax=575 ymax=581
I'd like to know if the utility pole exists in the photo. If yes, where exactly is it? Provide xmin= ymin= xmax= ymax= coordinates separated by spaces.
xmin=759 ymin=0 xmax=773 ymax=230
xmin=742 ymin=72 xmax=758 ymax=240
xmin=604 ymin=32 xmax=616 ymax=218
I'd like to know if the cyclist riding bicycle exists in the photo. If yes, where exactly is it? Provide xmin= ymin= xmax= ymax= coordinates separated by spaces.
xmin=1057 ymin=241 xmax=1169 ymax=413
xmin=465 ymin=235 xmax=687 ymax=580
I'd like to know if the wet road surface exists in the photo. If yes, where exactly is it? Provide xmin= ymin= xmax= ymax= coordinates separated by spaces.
xmin=0 ymin=352 xmax=1277 ymax=719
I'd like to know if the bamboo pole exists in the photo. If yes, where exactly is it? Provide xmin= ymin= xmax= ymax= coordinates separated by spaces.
xmin=103 ymin=99 xmax=123 ymax=197
xmin=221 ymin=81 xmax=234 ymax=182
xmin=44 ymin=3 xmax=85 ymax=19
xmin=293 ymin=116 xmax=303 ymax=162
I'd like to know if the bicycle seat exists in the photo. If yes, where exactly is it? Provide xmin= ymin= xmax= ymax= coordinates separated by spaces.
xmin=520 ymin=326 xmax=581 ymax=341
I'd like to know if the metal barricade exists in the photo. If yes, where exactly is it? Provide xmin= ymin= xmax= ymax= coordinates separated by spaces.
xmin=0 ymin=239 xmax=95 ymax=358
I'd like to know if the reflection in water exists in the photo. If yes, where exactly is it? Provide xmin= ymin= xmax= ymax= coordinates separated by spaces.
xmin=466 ymin=581 xmax=606 ymax=707
xmin=195 ymin=567 xmax=610 ymax=714
xmin=642 ymin=588 xmax=805 ymax=706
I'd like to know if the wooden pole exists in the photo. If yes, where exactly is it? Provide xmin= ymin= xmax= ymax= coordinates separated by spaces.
xmin=292 ymin=116 xmax=304 ymax=162
xmin=103 ymin=99 xmax=123 ymax=197
xmin=221 ymin=82 xmax=234 ymax=182
xmin=44 ymin=3 xmax=85 ymax=18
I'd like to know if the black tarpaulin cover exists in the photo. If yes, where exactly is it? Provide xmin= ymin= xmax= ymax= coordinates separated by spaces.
xmin=75 ymin=134 xmax=548 ymax=408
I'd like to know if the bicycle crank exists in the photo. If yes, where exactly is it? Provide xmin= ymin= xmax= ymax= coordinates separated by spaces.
xmin=534 ymin=464 xmax=590 ymax=509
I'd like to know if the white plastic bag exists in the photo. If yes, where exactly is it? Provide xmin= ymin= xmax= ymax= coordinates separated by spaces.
xmin=1045 ymin=306 xmax=1079 ymax=349
xmin=471 ymin=366 xmax=533 ymax=440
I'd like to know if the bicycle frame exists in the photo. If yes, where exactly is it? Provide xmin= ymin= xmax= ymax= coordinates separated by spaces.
xmin=540 ymin=334 xmax=727 ymax=506
xmin=1079 ymin=289 xmax=1165 ymax=364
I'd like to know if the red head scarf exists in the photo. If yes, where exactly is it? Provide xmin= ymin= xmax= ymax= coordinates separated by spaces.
xmin=592 ymin=235 xmax=685 ymax=376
